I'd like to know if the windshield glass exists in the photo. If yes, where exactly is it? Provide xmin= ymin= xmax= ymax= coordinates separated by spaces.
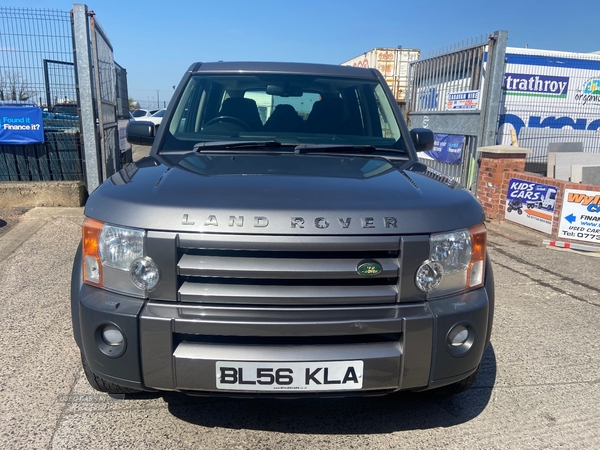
xmin=161 ymin=73 xmax=402 ymax=152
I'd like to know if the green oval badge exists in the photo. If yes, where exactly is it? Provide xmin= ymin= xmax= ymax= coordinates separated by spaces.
xmin=357 ymin=261 xmax=383 ymax=277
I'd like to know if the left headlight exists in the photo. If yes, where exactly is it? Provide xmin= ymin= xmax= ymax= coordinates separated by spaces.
xmin=82 ymin=218 xmax=160 ymax=297
xmin=415 ymin=224 xmax=486 ymax=297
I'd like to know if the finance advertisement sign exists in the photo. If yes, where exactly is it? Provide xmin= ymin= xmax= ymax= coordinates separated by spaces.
xmin=0 ymin=106 xmax=45 ymax=144
xmin=424 ymin=134 xmax=464 ymax=164
xmin=558 ymin=189 xmax=600 ymax=244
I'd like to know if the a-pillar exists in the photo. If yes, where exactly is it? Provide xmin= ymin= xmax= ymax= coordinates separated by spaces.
xmin=476 ymin=145 xmax=532 ymax=220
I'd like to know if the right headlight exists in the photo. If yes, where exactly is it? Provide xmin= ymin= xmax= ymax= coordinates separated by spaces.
xmin=82 ymin=218 xmax=160 ymax=297
xmin=415 ymin=224 xmax=486 ymax=297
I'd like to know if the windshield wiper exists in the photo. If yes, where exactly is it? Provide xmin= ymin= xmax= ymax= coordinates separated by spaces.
xmin=193 ymin=140 xmax=283 ymax=152
xmin=294 ymin=144 xmax=405 ymax=155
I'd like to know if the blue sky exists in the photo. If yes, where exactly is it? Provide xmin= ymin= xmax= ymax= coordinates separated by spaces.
xmin=4 ymin=0 xmax=599 ymax=107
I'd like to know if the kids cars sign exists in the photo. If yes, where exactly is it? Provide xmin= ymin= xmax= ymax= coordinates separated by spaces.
xmin=558 ymin=189 xmax=600 ymax=244
xmin=505 ymin=178 xmax=558 ymax=234
xmin=0 ymin=106 xmax=44 ymax=144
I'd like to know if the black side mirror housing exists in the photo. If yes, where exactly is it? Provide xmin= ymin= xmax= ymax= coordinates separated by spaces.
xmin=127 ymin=120 xmax=155 ymax=146
xmin=410 ymin=128 xmax=434 ymax=152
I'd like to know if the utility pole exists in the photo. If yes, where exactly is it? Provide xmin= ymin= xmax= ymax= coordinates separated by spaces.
xmin=157 ymin=90 xmax=160 ymax=109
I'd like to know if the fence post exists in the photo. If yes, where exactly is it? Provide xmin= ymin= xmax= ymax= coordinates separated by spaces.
xmin=72 ymin=3 xmax=101 ymax=192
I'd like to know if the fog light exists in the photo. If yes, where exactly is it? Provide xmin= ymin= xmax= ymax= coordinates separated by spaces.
xmin=448 ymin=325 xmax=469 ymax=347
xmin=415 ymin=260 xmax=444 ymax=292
xmin=101 ymin=325 xmax=124 ymax=346
xmin=446 ymin=323 xmax=474 ymax=357
xmin=95 ymin=323 xmax=126 ymax=358
xmin=130 ymin=257 xmax=160 ymax=290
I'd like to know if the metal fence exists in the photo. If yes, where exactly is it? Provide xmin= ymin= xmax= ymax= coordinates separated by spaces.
xmin=0 ymin=7 xmax=82 ymax=181
xmin=496 ymin=48 xmax=600 ymax=175
xmin=406 ymin=31 xmax=508 ymax=190
xmin=90 ymin=12 xmax=120 ymax=182
xmin=0 ymin=5 xmax=128 ymax=190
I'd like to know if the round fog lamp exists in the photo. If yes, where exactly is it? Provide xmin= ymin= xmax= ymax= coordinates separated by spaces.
xmin=446 ymin=323 xmax=474 ymax=357
xmin=95 ymin=323 xmax=126 ymax=358
xmin=448 ymin=325 xmax=469 ymax=347
xmin=415 ymin=260 xmax=444 ymax=292
xmin=101 ymin=325 xmax=124 ymax=346
xmin=130 ymin=256 xmax=160 ymax=290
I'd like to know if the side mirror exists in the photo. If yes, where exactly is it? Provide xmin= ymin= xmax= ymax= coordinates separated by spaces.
xmin=127 ymin=120 xmax=155 ymax=146
xmin=410 ymin=128 xmax=434 ymax=152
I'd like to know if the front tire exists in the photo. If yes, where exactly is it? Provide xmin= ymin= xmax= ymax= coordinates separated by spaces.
xmin=81 ymin=353 xmax=141 ymax=394
xmin=432 ymin=365 xmax=480 ymax=395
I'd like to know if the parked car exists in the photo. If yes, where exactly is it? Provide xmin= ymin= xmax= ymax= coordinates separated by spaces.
xmin=131 ymin=108 xmax=159 ymax=120
xmin=145 ymin=108 xmax=166 ymax=128
xmin=75 ymin=61 xmax=494 ymax=398
xmin=51 ymin=102 xmax=78 ymax=116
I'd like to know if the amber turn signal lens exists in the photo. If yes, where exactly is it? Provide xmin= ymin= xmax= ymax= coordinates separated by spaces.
xmin=467 ymin=224 xmax=487 ymax=288
xmin=82 ymin=218 xmax=104 ymax=286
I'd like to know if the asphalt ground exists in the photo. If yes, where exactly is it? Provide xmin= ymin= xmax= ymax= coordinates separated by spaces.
xmin=0 ymin=152 xmax=599 ymax=448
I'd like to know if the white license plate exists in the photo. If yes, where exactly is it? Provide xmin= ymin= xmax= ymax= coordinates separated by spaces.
xmin=215 ymin=360 xmax=364 ymax=391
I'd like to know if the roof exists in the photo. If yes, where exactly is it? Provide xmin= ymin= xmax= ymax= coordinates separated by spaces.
xmin=189 ymin=61 xmax=378 ymax=78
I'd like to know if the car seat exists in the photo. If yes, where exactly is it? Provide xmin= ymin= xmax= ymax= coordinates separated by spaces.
xmin=305 ymin=97 xmax=350 ymax=134
xmin=263 ymin=104 xmax=304 ymax=133
xmin=218 ymin=97 xmax=263 ymax=131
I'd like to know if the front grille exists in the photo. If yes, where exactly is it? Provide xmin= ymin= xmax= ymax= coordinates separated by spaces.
xmin=173 ymin=333 xmax=403 ymax=347
xmin=176 ymin=233 xmax=401 ymax=306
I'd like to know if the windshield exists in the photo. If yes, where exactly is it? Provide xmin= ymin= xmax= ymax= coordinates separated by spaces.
xmin=161 ymin=73 xmax=403 ymax=152
xmin=132 ymin=109 xmax=148 ymax=117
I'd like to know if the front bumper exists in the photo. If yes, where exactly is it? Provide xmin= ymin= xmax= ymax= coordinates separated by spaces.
xmin=75 ymin=281 xmax=492 ymax=394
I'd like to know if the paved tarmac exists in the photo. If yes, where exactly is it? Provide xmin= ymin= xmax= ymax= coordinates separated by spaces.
xmin=0 ymin=203 xmax=599 ymax=449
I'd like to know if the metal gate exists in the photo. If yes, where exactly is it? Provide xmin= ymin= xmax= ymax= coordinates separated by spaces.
xmin=0 ymin=5 xmax=127 ymax=191
xmin=0 ymin=7 xmax=83 ymax=182
xmin=406 ymin=30 xmax=508 ymax=190
xmin=72 ymin=4 xmax=120 ymax=192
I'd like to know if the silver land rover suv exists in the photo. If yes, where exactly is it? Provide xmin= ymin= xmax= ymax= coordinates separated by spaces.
xmin=71 ymin=61 xmax=494 ymax=396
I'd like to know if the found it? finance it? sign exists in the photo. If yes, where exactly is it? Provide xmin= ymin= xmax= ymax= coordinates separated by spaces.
xmin=0 ymin=106 xmax=45 ymax=144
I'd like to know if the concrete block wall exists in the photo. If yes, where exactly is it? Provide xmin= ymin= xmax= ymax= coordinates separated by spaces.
xmin=0 ymin=181 xmax=86 ymax=207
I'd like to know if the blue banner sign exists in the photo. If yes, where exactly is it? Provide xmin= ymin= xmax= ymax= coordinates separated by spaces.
xmin=0 ymin=106 xmax=45 ymax=144
xmin=424 ymin=134 xmax=464 ymax=164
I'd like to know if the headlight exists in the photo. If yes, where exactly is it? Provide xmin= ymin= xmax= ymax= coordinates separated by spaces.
xmin=99 ymin=225 xmax=144 ymax=270
xmin=82 ymin=218 xmax=160 ymax=297
xmin=430 ymin=230 xmax=471 ymax=274
xmin=416 ymin=224 xmax=486 ymax=297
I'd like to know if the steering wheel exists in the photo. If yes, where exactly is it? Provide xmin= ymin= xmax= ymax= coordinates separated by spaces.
xmin=204 ymin=116 xmax=251 ymax=130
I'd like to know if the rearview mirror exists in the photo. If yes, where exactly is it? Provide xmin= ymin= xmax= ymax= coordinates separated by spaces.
xmin=266 ymin=84 xmax=303 ymax=97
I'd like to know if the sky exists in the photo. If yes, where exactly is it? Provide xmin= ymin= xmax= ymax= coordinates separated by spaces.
xmin=3 ymin=0 xmax=599 ymax=107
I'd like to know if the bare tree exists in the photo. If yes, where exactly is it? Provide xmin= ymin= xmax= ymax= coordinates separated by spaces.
xmin=0 ymin=71 xmax=36 ymax=101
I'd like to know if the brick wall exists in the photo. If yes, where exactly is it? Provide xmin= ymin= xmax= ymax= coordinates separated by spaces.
xmin=476 ymin=151 xmax=529 ymax=220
